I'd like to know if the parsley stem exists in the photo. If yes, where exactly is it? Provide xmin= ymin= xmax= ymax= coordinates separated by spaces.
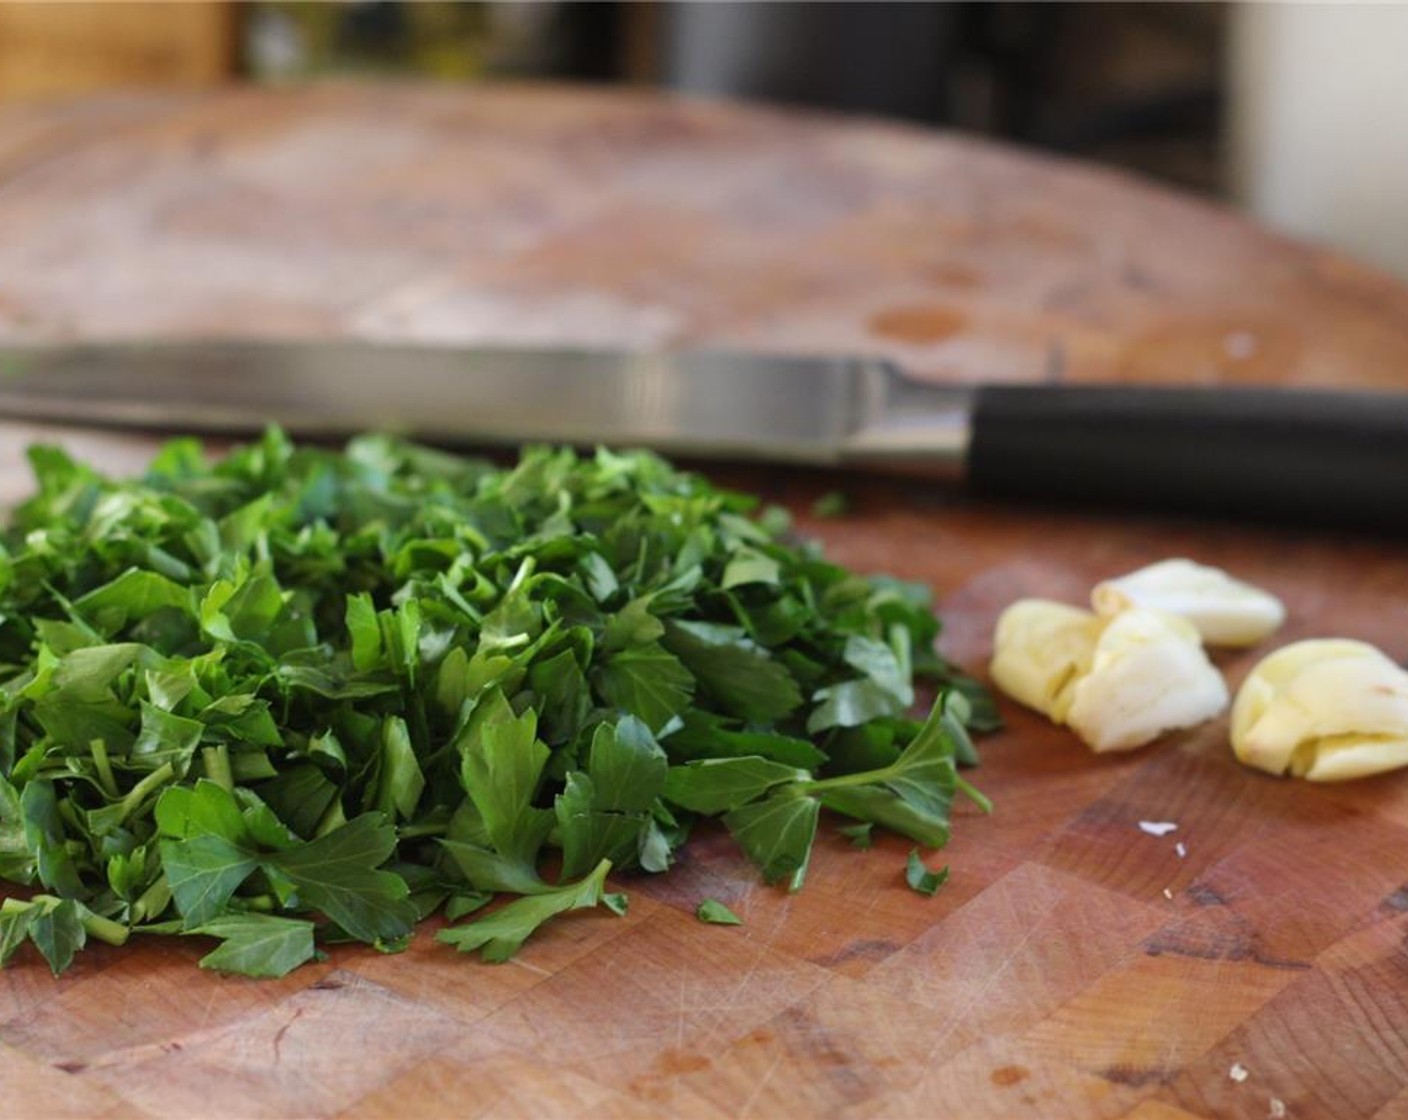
xmin=115 ymin=762 xmax=176 ymax=826
xmin=90 ymin=739 xmax=119 ymax=800
xmin=1 ymin=897 xmax=129 ymax=946
xmin=794 ymin=760 xmax=904 ymax=796
xmin=507 ymin=555 xmax=536 ymax=594
xmin=888 ymin=623 xmax=912 ymax=684
xmin=81 ymin=911 xmax=130 ymax=946
xmin=202 ymin=744 xmax=234 ymax=791
xmin=133 ymin=879 xmax=171 ymax=923
xmin=955 ymin=776 xmax=992 ymax=814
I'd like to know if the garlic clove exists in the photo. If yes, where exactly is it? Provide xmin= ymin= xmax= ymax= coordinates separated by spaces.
xmin=1231 ymin=639 xmax=1408 ymax=781
xmin=1297 ymin=736 xmax=1408 ymax=782
xmin=1092 ymin=558 xmax=1285 ymax=647
xmin=989 ymin=599 xmax=1102 ymax=723
xmin=1229 ymin=639 xmax=1392 ymax=750
xmin=1066 ymin=608 xmax=1229 ymax=752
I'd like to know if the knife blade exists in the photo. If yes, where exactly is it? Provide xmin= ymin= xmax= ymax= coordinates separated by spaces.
xmin=0 ymin=340 xmax=970 ymax=467
xmin=0 ymin=339 xmax=1404 ymax=532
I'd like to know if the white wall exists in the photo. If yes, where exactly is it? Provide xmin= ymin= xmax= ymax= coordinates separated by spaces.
xmin=1230 ymin=3 xmax=1408 ymax=279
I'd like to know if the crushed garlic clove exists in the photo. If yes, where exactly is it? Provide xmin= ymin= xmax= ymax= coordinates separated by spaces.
xmin=989 ymin=599 xmax=1102 ymax=723
xmin=1092 ymin=558 xmax=1285 ymax=647
xmin=991 ymin=600 xmax=1227 ymax=753
xmin=1231 ymin=639 xmax=1408 ymax=781
xmin=1066 ymin=608 xmax=1229 ymax=752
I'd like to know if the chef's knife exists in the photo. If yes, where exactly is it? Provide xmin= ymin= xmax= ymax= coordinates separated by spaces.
xmin=0 ymin=339 xmax=1404 ymax=532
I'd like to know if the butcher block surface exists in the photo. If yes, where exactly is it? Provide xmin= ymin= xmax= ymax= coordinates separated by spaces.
xmin=2 ymin=83 xmax=1408 ymax=1120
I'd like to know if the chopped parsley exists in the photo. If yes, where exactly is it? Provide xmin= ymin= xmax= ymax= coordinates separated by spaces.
xmin=0 ymin=431 xmax=988 ymax=976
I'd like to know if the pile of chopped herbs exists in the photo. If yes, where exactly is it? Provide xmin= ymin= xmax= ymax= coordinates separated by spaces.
xmin=0 ymin=430 xmax=991 ymax=978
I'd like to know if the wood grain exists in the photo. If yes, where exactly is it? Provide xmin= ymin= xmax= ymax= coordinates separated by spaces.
xmin=2 ymin=83 xmax=1408 ymax=1119
xmin=1 ymin=82 xmax=1408 ymax=389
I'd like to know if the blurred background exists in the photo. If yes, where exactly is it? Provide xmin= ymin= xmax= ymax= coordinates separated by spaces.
xmin=0 ymin=0 xmax=1404 ymax=280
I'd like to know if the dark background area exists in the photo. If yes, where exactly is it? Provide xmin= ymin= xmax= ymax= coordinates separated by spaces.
xmin=241 ymin=1 xmax=1227 ymax=196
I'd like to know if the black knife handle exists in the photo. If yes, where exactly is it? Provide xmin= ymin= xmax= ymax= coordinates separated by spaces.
xmin=967 ymin=385 xmax=1408 ymax=533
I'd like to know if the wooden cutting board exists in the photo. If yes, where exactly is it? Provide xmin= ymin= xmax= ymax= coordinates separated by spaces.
xmin=3 ymin=84 xmax=1408 ymax=1120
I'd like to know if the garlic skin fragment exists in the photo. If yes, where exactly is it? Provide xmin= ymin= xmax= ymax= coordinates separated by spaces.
xmin=1092 ymin=558 xmax=1285 ymax=647
xmin=1065 ymin=609 xmax=1229 ymax=752
xmin=989 ymin=599 xmax=1101 ymax=723
xmin=1231 ymin=639 xmax=1408 ymax=781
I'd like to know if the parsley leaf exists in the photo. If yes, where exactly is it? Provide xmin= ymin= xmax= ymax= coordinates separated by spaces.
xmin=188 ymin=914 xmax=317 ymax=979
xmin=662 ymin=621 xmax=802 ymax=724
xmin=594 ymin=643 xmax=694 ymax=732
xmin=457 ymin=688 xmax=554 ymax=872
xmin=553 ymin=718 xmax=668 ymax=878
xmin=696 ymin=898 xmax=743 ymax=925
xmin=723 ymin=795 xmax=820 ymax=891
xmin=838 ymin=822 xmax=874 ymax=849
xmin=584 ymin=717 xmax=668 ymax=814
xmin=0 ymin=895 xmax=125 ymax=974
xmin=24 ymin=897 xmax=87 ymax=975
xmin=159 ymin=834 xmax=260 ymax=928
xmin=810 ymin=491 xmax=849 ymax=519
xmin=905 ymin=850 xmax=949 ymax=896
xmin=664 ymin=757 xmax=810 ymax=815
xmin=436 ymin=858 xmax=620 ymax=962
xmin=266 ymin=814 xmax=416 ymax=944
xmin=156 ymin=784 xmax=415 ymax=942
